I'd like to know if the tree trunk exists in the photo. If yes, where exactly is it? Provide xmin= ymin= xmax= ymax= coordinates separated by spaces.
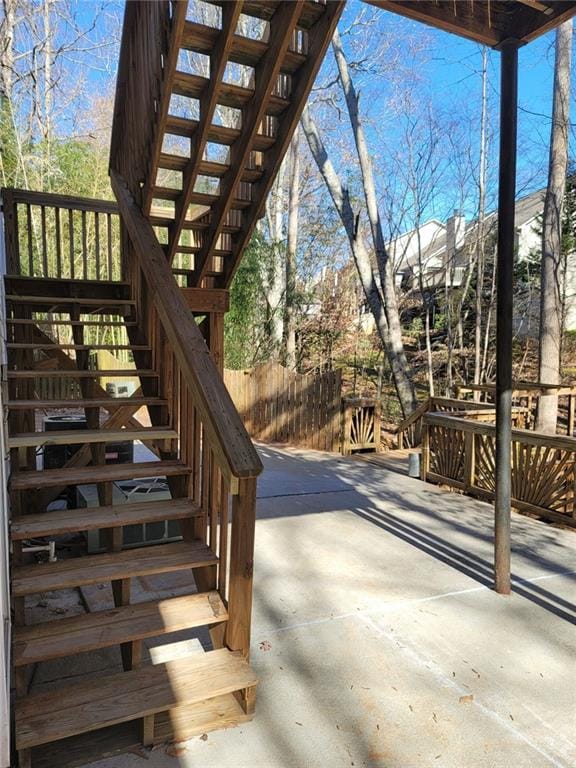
xmin=537 ymin=20 xmax=573 ymax=433
xmin=284 ymin=126 xmax=299 ymax=369
xmin=264 ymin=159 xmax=287 ymax=354
xmin=302 ymin=106 xmax=416 ymax=417
xmin=330 ymin=29 xmax=416 ymax=415
xmin=473 ymin=46 xmax=488 ymax=399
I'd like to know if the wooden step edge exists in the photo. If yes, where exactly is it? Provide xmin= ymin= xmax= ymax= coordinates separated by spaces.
xmin=10 ymin=460 xmax=191 ymax=490
xmin=15 ymin=648 xmax=257 ymax=750
xmin=11 ymin=498 xmax=202 ymax=540
xmin=8 ymin=369 xmax=159 ymax=378
xmin=7 ymin=344 xmax=151 ymax=351
xmin=153 ymin=691 xmax=252 ymax=745
xmin=6 ymin=319 xmax=138 ymax=327
xmin=5 ymin=397 xmax=168 ymax=410
xmin=13 ymin=591 xmax=227 ymax=666
xmin=7 ymin=427 xmax=178 ymax=449
xmin=28 ymin=692 xmax=251 ymax=768
xmin=11 ymin=541 xmax=218 ymax=597
xmin=4 ymin=276 xmax=131 ymax=288
xmin=6 ymin=295 xmax=136 ymax=305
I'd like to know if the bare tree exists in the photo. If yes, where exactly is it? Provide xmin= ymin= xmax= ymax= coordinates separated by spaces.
xmin=302 ymin=103 xmax=416 ymax=416
xmin=284 ymin=126 xmax=300 ymax=369
xmin=537 ymin=20 xmax=573 ymax=432
xmin=473 ymin=46 xmax=489 ymax=396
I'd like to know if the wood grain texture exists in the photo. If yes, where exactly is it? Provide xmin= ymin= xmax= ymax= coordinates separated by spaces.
xmin=13 ymin=591 xmax=227 ymax=666
xmin=12 ymin=540 xmax=218 ymax=596
xmin=11 ymin=497 xmax=201 ymax=540
xmin=10 ymin=459 xmax=190 ymax=490
xmin=7 ymin=426 xmax=176 ymax=449
xmin=16 ymin=648 xmax=257 ymax=749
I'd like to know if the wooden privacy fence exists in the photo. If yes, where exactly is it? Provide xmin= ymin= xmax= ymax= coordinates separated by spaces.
xmin=224 ymin=363 xmax=342 ymax=452
xmin=1 ymin=188 xmax=122 ymax=281
xmin=421 ymin=413 xmax=576 ymax=528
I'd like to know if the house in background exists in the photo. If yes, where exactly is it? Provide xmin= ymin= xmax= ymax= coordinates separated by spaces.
xmin=331 ymin=187 xmax=575 ymax=337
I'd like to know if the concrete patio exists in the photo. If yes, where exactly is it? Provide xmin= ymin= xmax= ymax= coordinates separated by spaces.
xmin=82 ymin=443 xmax=576 ymax=768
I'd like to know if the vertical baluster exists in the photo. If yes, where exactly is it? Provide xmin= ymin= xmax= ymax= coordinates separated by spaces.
xmin=95 ymin=212 xmax=101 ymax=281
xmin=68 ymin=208 xmax=75 ymax=279
xmin=54 ymin=207 xmax=62 ymax=277
xmin=210 ymin=457 xmax=219 ymax=554
xmin=81 ymin=209 xmax=88 ymax=280
xmin=107 ymin=213 xmax=113 ymax=280
xmin=40 ymin=205 xmax=48 ymax=277
xmin=217 ymin=474 xmax=229 ymax=597
xmin=26 ymin=204 xmax=33 ymax=275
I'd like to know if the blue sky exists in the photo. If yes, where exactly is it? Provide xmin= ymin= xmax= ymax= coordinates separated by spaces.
xmin=66 ymin=0 xmax=571 ymax=228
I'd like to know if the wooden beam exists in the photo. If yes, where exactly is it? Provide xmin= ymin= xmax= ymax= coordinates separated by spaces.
xmin=364 ymin=0 xmax=502 ymax=47
xmin=166 ymin=2 xmax=244 ymax=263
xmin=143 ymin=0 xmax=189 ymax=214
xmin=193 ymin=1 xmax=305 ymax=285
xmin=181 ymin=287 xmax=230 ymax=313
xmin=222 ymin=0 xmax=346 ymax=288
xmin=2 ymin=187 xmax=119 ymax=214
xmin=111 ymin=170 xmax=262 ymax=483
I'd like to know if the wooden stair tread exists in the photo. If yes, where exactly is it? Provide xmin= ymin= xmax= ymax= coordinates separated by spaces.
xmin=6 ymin=319 xmax=137 ymax=327
xmin=5 ymin=397 xmax=167 ymax=410
xmin=15 ymin=648 xmax=256 ymax=749
xmin=8 ymin=369 xmax=158 ymax=378
xmin=10 ymin=460 xmax=190 ymax=490
xmin=6 ymin=295 xmax=135 ymax=306
xmin=7 ymin=343 xmax=150 ymax=351
xmin=153 ymin=691 xmax=251 ymax=744
xmin=7 ymin=426 xmax=177 ymax=449
xmin=12 ymin=540 xmax=217 ymax=597
xmin=13 ymin=591 xmax=227 ymax=666
xmin=11 ymin=497 xmax=201 ymax=540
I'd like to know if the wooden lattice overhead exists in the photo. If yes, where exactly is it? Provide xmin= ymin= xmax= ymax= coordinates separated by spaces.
xmin=112 ymin=0 xmax=345 ymax=289
xmin=365 ymin=1 xmax=576 ymax=47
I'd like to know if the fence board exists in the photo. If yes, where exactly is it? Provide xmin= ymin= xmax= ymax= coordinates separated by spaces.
xmin=224 ymin=363 xmax=342 ymax=452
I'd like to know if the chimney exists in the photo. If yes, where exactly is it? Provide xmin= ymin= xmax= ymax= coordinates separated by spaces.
xmin=445 ymin=210 xmax=466 ymax=266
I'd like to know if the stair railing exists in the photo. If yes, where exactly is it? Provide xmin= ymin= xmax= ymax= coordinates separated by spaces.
xmin=111 ymin=170 xmax=263 ymax=660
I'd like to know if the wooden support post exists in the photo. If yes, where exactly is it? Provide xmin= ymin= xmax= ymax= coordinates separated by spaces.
xmin=420 ymin=421 xmax=430 ymax=481
xmin=567 ymin=394 xmax=575 ymax=437
xmin=464 ymin=430 xmax=475 ymax=492
xmin=494 ymin=41 xmax=519 ymax=596
xmin=226 ymin=478 xmax=257 ymax=660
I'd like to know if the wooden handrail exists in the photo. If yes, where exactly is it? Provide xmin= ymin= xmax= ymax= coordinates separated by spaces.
xmin=111 ymin=170 xmax=263 ymax=485
xmin=395 ymin=398 xmax=430 ymax=434
xmin=2 ymin=187 xmax=118 ymax=214
xmin=424 ymin=412 xmax=576 ymax=450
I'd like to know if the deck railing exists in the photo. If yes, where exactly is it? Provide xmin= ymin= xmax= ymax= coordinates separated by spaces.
xmin=112 ymin=170 xmax=262 ymax=658
xmin=457 ymin=382 xmax=576 ymax=436
xmin=421 ymin=413 xmax=576 ymax=528
xmin=396 ymin=396 xmax=528 ymax=449
xmin=1 ymin=189 xmax=122 ymax=282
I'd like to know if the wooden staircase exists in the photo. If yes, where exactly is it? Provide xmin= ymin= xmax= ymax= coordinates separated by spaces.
xmin=1 ymin=1 xmax=348 ymax=764
xmin=4 ymin=274 xmax=259 ymax=767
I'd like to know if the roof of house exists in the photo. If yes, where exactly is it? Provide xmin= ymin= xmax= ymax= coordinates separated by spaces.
xmin=396 ymin=186 xmax=546 ymax=275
